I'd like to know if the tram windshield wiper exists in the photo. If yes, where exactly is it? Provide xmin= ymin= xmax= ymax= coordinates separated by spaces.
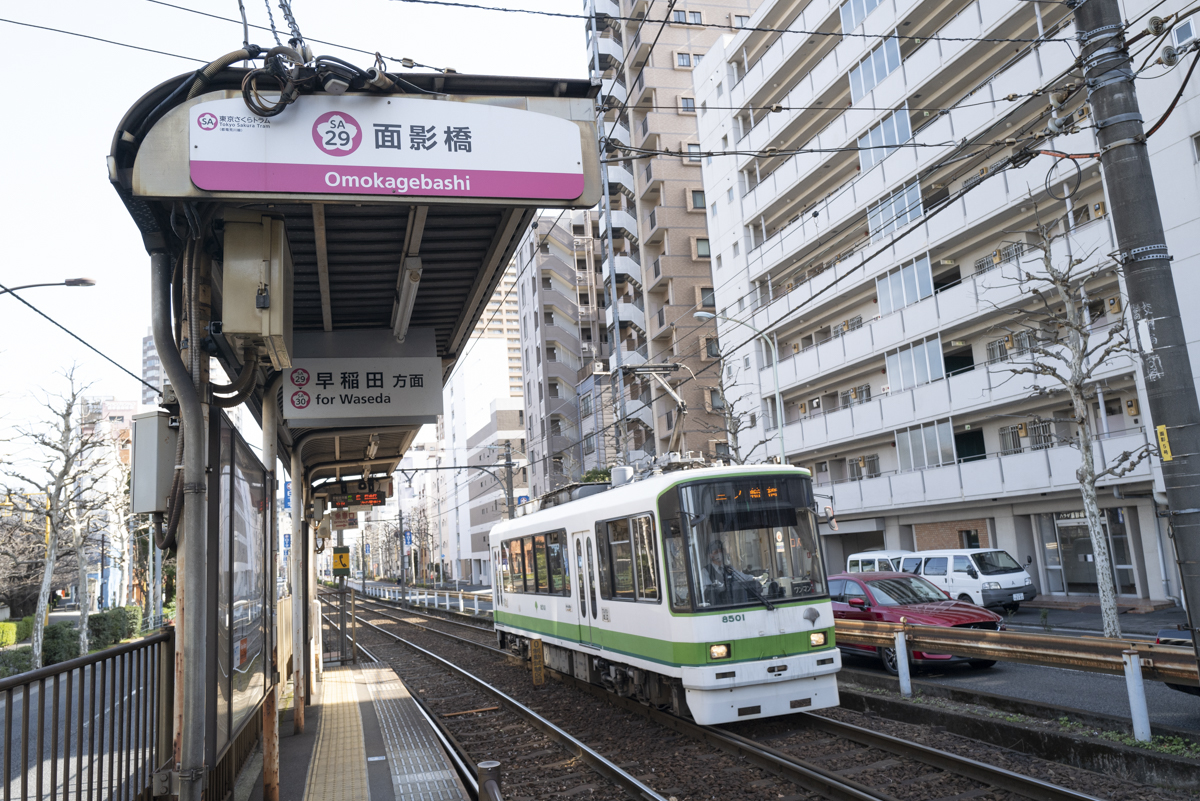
xmin=744 ymin=580 xmax=776 ymax=611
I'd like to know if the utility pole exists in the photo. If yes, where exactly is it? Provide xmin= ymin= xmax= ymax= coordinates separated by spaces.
xmin=504 ymin=440 xmax=516 ymax=520
xmin=590 ymin=0 xmax=631 ymax=465
xmin=1076 ymin=0 xmax=1200 ymax=662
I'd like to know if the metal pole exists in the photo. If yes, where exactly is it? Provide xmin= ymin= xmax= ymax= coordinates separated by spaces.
xmin=478 ymin=761 xmax=503 ymax=801
xmin=289 ymin=448 xmax=306 ymax=734
xmin=1076 ymin=0 xmax=1200 ymax=663
xmin=1121 ymin=650 xmax=1152 ymax=742
xmin=590 ymin=0 xmax=630 ymax=464
xmin=768 ymin=333 xmax=786 ymax=464
xmin=894 ymin=630 xmax=912 ymax=698
xmin=261 ymin=372 xmax=282 ymax=801
xmin=504 ymin=441 xmax=516 ymax=520
xmin=151 ymin=249 xmax=207 ymax=801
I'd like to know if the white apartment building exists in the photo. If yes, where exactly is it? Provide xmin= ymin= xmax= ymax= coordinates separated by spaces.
xmin=464 ymin=400 xmax=529 ymax=585
xmin=695 ymin=0 xmax=1200 ymax=605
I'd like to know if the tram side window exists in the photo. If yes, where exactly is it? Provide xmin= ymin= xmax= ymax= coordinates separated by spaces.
xmin=546 ymin=531 xmax=568 ymax=594
xmin=523 ymin=537 xmax=536 ymax=590
xmin=608 ymin=519 xmax=636 ymax=598
xmin=501 ymin=547 xmax=514 ymax=593
xmin=632 ymin=515 xmax=659 ymax=600
xmin=596 ymin=522 xmax=613 ymax=599
xmin=664 ymin=519 xmax=690 ymax=611
xmin=508 ymin=540 xmax=525 ymax=592
xmin=534 ymin=534 xmax=549 ymax=592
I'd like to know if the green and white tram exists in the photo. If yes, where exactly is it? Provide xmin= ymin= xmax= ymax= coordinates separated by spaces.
xmin=489 ymin=464 xmax=840 ymax=725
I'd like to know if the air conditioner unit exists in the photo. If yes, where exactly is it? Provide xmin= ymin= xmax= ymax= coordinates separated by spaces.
xmin=592 ymin=361 xmax=609 ymax=375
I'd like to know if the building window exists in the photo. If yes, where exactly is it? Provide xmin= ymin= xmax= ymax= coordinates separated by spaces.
xmin=859 ymin=107 xmax=913 ymax=172
xmin=895 ymin=419 xmax=954 ymax=472
xmin=960 ymin=529 xmax=981 ymax=549
xmin=687 ymin=143 xmax=702 ymax=161
xmin=735 ymin=14 xmax=749 ymax=27
xmin=693 ymin=53 xmax=703 ymax=63
xmin=848 ymin=454 xmax=881 ymax=480
xmin=868 ymin=180 xmax=923 ymax=240
xmin=1193 ymin=132 xmax=1200 ymax=162
xmin=886 ymin=335 xmax=944 ymax=391
xmin=548 ymin=380 xmax=559 ymax=398
xmin=705 ymin=338 xmax=720 ymax=358
xmin=849 ymin=36 xmax=901 ymax=103
xmin=709 ymin=389 xmax=726 ymax=410
xmin=692 ymin=190 xmax=705 ymax=209
xmin=680 ymin=97 xmax=695 ymax=112
xmin=696 ymin=239 xmax=711 ymax=258
xmin=584 ymin=434 xmax=596 ymax=454
xmin=876 ymin=255 xmax=932 ymax=314
xmin=689 ymin=11 xmax=702 ymax=23
xmin=677 ymin=52 xmax=692 ymax=68
xmin=665 ymin=410 xmax=674 ymax=429
xmin=1029 ymin=420 xmax=1055 ymax=451
xmin=700 ymin=101 xmax=707 ymax=115
xmin=700 ymin=287 xmax=715 ymax=307
xmin=672 ymin=9 xmax=686 ymax=22
xmin=840 ymin=0 xmax=882 ymax=33
xmin=581 ymin=394 xmax=593 ymax=417
xmin=999 ymin=425 xmax=1023 ymax=455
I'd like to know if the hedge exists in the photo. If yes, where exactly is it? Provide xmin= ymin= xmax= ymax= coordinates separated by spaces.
xmin=16 ymin=616 xmax=34 ymax=643
xmin=42 ymin=623 xmax=79 ymax=666
xmin=123 ymin=605 xmax=144 ymax=636
xmin=86 ymin=606 xmax=146 ymax=651
xmin=0 ymin=621 xmax=16 ymax=648
xmin=0 ymin=647 xmax=32 ymax=679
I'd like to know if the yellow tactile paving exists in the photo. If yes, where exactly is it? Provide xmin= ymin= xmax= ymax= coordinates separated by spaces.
xmin=302 ymin=666 xmax=370 ymax=801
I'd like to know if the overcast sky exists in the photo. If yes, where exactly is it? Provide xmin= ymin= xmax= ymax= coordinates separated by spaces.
xmin=0 ymin=0 xmax=586 ymax=465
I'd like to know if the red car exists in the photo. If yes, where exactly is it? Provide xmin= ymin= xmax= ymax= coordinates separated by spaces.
xmin=829 ymin=571 xmax=1004 ymax=675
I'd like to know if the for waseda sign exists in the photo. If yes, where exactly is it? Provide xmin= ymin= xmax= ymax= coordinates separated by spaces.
xmin=189 ymin=96 xmax=585 ymax=201
xmin=284 ymin=357 xmax=441 ymax=421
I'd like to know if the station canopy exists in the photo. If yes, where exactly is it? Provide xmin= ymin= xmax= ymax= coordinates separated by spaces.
xmin=109 ymin=68 xmax=599 ymax=489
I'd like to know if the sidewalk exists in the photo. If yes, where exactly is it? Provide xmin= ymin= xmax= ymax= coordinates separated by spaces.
xmin=1006 ymin=602 xmax=1188 ymax=637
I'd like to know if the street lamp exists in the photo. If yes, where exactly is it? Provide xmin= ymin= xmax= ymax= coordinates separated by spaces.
xmin=694 ymin=310 xmax=788 ymax=465
xmin=0 ymin=279 xmax=96 ymax=295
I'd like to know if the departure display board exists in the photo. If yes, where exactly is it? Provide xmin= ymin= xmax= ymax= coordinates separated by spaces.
xmin=329 ymin=492 xmax=385 ymax=508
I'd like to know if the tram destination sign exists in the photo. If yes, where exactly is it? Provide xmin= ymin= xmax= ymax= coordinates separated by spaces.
xmin=189 ymin=96 xmax=585 ymax=201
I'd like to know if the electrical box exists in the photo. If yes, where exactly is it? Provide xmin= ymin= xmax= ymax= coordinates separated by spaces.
xmin=798 ymin=401 xmax=807 ymax=414
xmin=131 ymin=411 xmax=178 ymax=515
xmin=1126 ymin=399 xmax=1140 ymax=416
xmin=1107 ymin=296 xmax=1122 ymax=314
xmin=1094 ymin=201 xmax=1107 ymax=217
xmin=222 ymin=210 xmax=293 ymax=369
xmin=1017 ymin=423 xmax=1028 ymax=437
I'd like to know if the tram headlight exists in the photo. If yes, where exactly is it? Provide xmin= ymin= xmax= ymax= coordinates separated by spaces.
xmin=709 ymin=643 xmax=731 ymax=660
xmin=809 ymin=631 xmax=827 ymax=648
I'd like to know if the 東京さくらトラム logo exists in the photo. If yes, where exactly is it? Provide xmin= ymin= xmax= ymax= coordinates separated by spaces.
xmin=197 ymin=112 xmax=218 ymax=131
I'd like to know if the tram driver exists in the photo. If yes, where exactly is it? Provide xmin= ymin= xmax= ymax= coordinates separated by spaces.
xmin=701 ymin=539 xmax=756 ymax=605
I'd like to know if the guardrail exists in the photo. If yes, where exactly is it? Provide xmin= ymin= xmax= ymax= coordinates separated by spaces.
xmin=0 ymin=628 xmax=173 ymax=800
xmin=835 ymin=619 xmax=1198 ymax=742
xmin=358 ymin=584 xmax=493 ymax=618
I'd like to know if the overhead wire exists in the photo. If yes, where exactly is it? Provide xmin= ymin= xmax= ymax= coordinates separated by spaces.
xmin=0 ymin=17 xmax=206 ymax=61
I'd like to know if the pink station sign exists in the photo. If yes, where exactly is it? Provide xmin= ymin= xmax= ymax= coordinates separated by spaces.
xmin=189 ymin=96 xmax=586 ymax=201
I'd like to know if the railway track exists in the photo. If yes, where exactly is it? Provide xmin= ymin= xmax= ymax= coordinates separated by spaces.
xmin=352 ymin=597 xmax=1122 ymax=801
xmin=319 ymin=598 xmax=664 ymax=801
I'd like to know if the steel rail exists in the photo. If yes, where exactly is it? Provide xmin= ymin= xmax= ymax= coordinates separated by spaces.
xmin=355 ymin=603 xmax=1108 ymax=801
xmin=834 ymin=620 xmax=1199 ymax=686
xmin=357 ymin=596 xmax=495 ymax=636
xmin=351 ymin=613 xmax=668 ymax=801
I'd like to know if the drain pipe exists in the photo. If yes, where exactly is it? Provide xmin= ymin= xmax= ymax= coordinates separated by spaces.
xmin=151 ymin=251 xmax=207 ymax=801
xmin=261 ymin=371 xmax=283 ymax=801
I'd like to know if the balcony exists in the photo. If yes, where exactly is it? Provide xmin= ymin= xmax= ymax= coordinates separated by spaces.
xmin=612 ymin=254 xmax=642 ymax=285
xmin=601 ymin=76 xmax=627 ymax=109
xmin=828 ymin=429 xmax=1153 ymax=515
xmin=633 ymin=71 xmax=653 ymax=106
xmin=606 ymin=163 xmax=635 ymax=200
xmin=544 ymin=358 xmax=579 ymax=385
xmin=585 ymin=0 xmax=620 ymax=21
xmin=604 ymin=207 xmax=640 ymax=246
xmin=589 ymin=32 xmax=623 ymax=72
xmin=616 ymin=341 xmax=648 ymax=368
xmin=540 ymin=286 xmax=579 ymax=317
xmin=640 ymin=160 xmax=663 ymax=200
xmin=645 ymin=207 xmax=667 ymax=244
xmin=608 ymin=122 xmax=631 ymax=150
xmin=607 ymin=297 xmax=646 ymax=333
xmin=630 ymin=29 xmax=652 ymax=66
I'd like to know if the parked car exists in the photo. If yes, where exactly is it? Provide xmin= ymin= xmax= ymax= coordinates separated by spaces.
xmin=895 ymin=548 xmax=1037 ymax=610
xmin=846 ymin=550 xmax=914 ymax=573
xmin=1155 ymin=628 xmax=1200 ymax=696
xmin=829 ymin=571 xmax=1005 ymax=675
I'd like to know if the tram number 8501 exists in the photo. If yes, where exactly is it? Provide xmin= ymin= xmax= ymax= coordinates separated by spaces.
xmin=721 ymin=614 xmax=746 ymax=623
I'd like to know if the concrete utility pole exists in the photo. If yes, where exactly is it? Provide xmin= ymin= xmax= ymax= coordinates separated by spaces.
xmin=1076 ymin=0 xmax=1200 ymax=662
xmin=590 ymin=0 xmax=631 ymax=465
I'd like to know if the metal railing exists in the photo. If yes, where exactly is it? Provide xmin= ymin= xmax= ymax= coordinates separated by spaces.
xmin=360 ymin=584 xmax=493 ymax=618
xmin=318 ymin=589 xmax=357 ymax=666
xmin=0 ymin=629 xmax=173 ymax=801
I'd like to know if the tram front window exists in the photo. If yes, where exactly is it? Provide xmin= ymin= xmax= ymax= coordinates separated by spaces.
xmin=676 ymin=476 xmax=825 ymax=610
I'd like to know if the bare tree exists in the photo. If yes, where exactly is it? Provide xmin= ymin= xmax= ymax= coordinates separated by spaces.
xmin=694 ymin=358 xmax=773 ymax=465
xmin=988 ymin=220 xmax=1151 ymax=638
xmin=1 ymin=370 xmax=109 ymax=667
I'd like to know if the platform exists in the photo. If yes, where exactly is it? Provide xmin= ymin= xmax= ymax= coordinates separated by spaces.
xmin=243 ymin=661 xmax=470 ymax=801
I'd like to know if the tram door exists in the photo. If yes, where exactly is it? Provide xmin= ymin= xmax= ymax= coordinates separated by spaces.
xmin=572 ymin=532 xmax=595 ymax=647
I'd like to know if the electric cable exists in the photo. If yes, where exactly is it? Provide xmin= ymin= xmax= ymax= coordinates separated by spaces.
xmin=0 ymin=282 xmax=162 ymax=397
xmin=1145 ymin=47 xmax=1200 ymax=137
xmin=0 ymin=17 xmax=205 ymax=61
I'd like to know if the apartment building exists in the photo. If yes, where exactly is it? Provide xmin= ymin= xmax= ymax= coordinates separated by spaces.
xmin=464 ymin=402 xmax=529 ymax=585
xmin=518 ymin=0 xmax=761 ymax=483
xmin=694 ymin=0 xmax=1200 ymax=604
xmin=140 ymin=328 xmax=163 ymax=407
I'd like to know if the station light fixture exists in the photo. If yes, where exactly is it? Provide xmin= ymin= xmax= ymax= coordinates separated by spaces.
xmin=393 ymin=257 xmax=422 ymax=343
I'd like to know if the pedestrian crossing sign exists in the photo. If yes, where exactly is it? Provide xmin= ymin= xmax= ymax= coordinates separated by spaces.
xmin=332 ymin=546 xmax=351 ymax=577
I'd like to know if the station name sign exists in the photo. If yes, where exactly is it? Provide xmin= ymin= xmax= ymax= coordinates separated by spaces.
xmin=189 ymin=96 xmax=585 ymax=201
xmin=283 ymin=356 xmax=441 ymax=421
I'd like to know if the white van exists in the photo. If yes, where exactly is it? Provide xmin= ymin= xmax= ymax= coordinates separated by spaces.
xmin=897 ymin=549 xmax=1037 ymax=610
xmin=845 ymin=550 xmax=914 ymax=573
